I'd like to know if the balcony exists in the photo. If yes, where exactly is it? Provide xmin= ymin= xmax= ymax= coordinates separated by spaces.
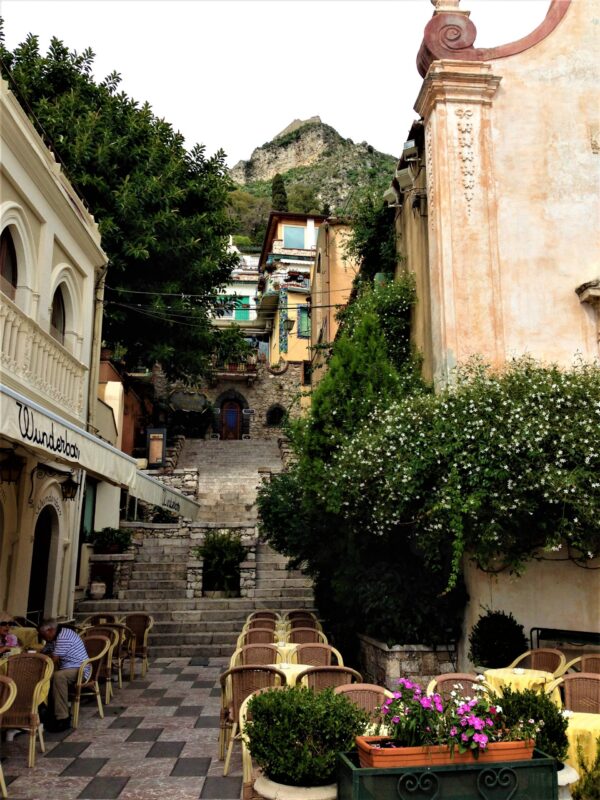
xmin=210 ymin=356 xmax=259 ymax=386
xmin=0 ymin=293 xmax=87 ymax=420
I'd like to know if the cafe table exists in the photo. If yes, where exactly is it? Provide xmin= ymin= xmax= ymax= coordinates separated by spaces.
xmin=274 ymin=641 xmax=298 ymax=662
xmin=564 ymin=711 xmax=600 ymax=770
xmin=13 ymin=627 xmax=42 ymax=651
xmin=483 ymin=667 xmax=562 ymax=704
xmin=267 ymin=662 xmax=312 ymax=686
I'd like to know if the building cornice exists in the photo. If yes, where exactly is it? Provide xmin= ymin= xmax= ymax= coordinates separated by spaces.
xmin=415 ymin=61 xmax=501 ymax=119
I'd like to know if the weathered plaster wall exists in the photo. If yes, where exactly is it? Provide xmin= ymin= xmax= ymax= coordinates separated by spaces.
xmin=461 ymin=553 xmax=600 ymax=669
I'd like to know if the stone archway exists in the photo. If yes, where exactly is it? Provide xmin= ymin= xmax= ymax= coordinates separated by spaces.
xmin=27 ymin=505 xmax=59 ymax=624
xmin=214 ymin=389 xmax=250 ymax=440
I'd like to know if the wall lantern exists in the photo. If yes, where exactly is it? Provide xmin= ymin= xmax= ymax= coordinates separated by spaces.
xmin=28 ymin=464 xmax=80 ymax=505
xmin=283 ymin=317 xmax=295 ymax=333
xmin=0 ymin=451 xmax=24 ymax=484
xmin=60 ymin=474 xmax=80 ymax=500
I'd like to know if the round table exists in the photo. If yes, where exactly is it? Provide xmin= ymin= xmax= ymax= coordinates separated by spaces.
xmin=267 ymin=663 xmax=312 ymax=686
xmin=564 ymin=711 xmax=600 ymax=771
xmin=483 ymin=667 xmax=561 ymax=704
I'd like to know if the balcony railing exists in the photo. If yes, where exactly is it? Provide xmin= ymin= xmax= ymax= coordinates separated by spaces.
xmin=0 ymin=293 xmax=86 ymax=419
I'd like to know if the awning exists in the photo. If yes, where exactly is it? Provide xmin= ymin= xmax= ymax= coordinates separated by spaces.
xmin=0 ymin=384 xmax=138 ymax=487
xmin=130 ymin=471 xmax=200 ymax=520
xmin=0 ymin=384 xmax=199 ymax=518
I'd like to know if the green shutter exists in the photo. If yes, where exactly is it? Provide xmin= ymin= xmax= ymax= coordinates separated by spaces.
xmin=235 ymin=296 xmax=250 ymax=321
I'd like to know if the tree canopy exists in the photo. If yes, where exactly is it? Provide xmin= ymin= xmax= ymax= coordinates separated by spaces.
xmin=0 ymin=26 xmax=237 ymax=378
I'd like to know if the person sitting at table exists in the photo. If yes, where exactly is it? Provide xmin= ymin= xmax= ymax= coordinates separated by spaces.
xmin=0 ymin=611 xmax=18 ymax=655
xmin=38 ymin=618 xmax=90 ymax=732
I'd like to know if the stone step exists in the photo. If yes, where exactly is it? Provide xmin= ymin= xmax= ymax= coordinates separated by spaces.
xmin=152 ymin=621 xmax=237 ymax=633
xmin=254 ymin=588 xmax=314 ymax=599
xmin=148 ymin=631 xmax=236 ymax=646
xmin=131 ymin=570 xmax=187 ymax=580
xmin=254 ymin=578 xmax=313 ymax=589
xmin=120 ymin=589 xmax=188 ymax=600
xmin=127 ymin=579 xmax=188 ymax=590
xmin=77 ymin=598 xmax=313 ymax=612
xmin=150 ymin=643 xmax=234 ymax=658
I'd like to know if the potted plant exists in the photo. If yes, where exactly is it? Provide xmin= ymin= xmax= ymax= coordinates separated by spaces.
xmin=194 ymin=530 xmax=246 ymax=597
xmin=246 ymin=686 xmax=368 ymax=799
xmin=341 ymin=677 xmax=558 ymax=800
xmin=468 ymin=608 xmax=528 ymax=669
xmin=355 ymin=677 xmax=540 ymax=769
xmin=91 ymin=527 xmax=132 ymax=554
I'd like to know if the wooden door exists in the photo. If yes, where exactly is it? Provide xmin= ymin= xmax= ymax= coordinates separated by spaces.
xmin=221 ymin=401 xmax=241 ymax=440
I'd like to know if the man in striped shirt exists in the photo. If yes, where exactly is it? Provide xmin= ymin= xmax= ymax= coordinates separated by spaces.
xmin=39 ymin=619 xmax=90 ymax=732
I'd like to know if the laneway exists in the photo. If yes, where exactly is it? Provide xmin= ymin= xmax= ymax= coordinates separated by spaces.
xmin=1 ymin=657 xmax=241 ymax=800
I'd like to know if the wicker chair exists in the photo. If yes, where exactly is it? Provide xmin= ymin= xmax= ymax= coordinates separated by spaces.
xmin=0 ymin=652 xmax=53 ymax=767
xmin=219 ymin=665 xmax=287 ymax=775
xmin=508 ymin=648 xmax=566 ymax=676
xmin=70 ymin=635 xmax=111 ymax=728
xmin=334 ymin=683 xmax=393 ymax=716
xmin=563 ymin=655 xmax=600 ymax=674
xmin=285 ymin=610 xmax=318 ymax=622
xmin=555 ymin=673 xmax=600 ymax=713
xmin=0 ymin=675 xmax=17 ymax=797
xmin=113 ymin=623 xmax=137 ymax=685
xmin=426 ymin=672 xmax=482 ymax=700
xmin=286 ymin=627 xmax=328 ymax=645
xmin=245 ymin=618 xmax=277 ymax=632
xmin=247 ymin=610 xmax=281 ymax=623
xmin=294 ymin=643 xmax=343 ymax=667
xmin=236 ymin=628 xmax=277 ymax=649
xmin=230 ymin=644 xmax=281 ymax=668
xmin=82 ymin=626 xmax=120 ymax=703
xmin=296 ymin=665 xmax=362 ymax=690
xmin=122 ymin=614 xmax=153 ymax=678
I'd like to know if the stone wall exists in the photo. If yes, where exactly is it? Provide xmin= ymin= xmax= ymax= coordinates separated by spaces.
xmin=158 ymin=468 xmax=199 ymax=497
xmin=203 ymin=361 xmax=304 ymax=440
xmin=187 ymin=524 xmax=258 ymax=599
xmin=359 ymin=634 xmax=457 ymax=690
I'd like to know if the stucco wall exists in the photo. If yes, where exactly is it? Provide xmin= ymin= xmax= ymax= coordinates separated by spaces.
xmin=461 ymin=553 xmax=600 ymax=669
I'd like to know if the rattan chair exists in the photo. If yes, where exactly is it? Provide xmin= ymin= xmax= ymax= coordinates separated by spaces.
xmin=236 ymin=627 xmax=277 ymax=649
xmin=244 ymin=618 xmax=277 ymax=632
xmin=289 ymin=617 xmax=323 ymax=631
xmin=549 ymin=673 xmax=600 ymax=713
xmin=70 ymin=635 xmax=111 ymax=728
xmin=426 ymin=672 xmax=482 ymax=700
xmin=219 ymin=665 xmax=287 ymax=775
xmin=563 ymin=655 xmax=600 ymax=674
xmin=296 ymin=665 xmax=362 ymax=690
xmin=294 ymin=643 xmax=343 ymax=667
xmin=247 ymin=610 xmax=281 ymax=623
xmin=122 ymin=614 xmax=153 ymax=678
xmin=508 ymin=648 xmax=567 ymax=676
xmin=82 ymin=626 xmax=120 ymax=703
xmin=230 ymin=644 xmax=281 ymax=668
xmin=334 ymin=683 xmax=393 ymax=716
xmin=0 ymin=652 xmax=53 ymax=767
xmin=0 ymin=675 xmax=18 ymax=797
xmin=286 ymin=627 xmax=328 ymax=645
xmin=285 ymin=610 xmax=318 ymax=622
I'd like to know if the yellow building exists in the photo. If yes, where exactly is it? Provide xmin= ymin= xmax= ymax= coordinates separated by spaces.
xmin=257 ymin=211 xmax=327 ymax=377
xmin=0 ymin=79 xmax=197 ymax=622
xmin=310 ymin=219 xmax=359 ymax=390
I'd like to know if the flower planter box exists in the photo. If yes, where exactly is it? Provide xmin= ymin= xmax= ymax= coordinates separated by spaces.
xmin=338 ymin=749 xmax=558 ymax=800
xmin=356 ymin=736 xmax=534 ymax=768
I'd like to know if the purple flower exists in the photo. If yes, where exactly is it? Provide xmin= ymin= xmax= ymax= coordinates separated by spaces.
xmin=391 ymin=716 xmax=401 ymax=724
xmin=450 ymin=726 xmax=458 ymax=736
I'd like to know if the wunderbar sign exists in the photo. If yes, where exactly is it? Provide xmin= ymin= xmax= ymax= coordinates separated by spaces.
xmin=17 ymin=401 xmax=81 ymax=460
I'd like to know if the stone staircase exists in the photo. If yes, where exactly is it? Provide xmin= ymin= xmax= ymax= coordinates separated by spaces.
xmin=76 ymin=438 xmax=316 ymax=657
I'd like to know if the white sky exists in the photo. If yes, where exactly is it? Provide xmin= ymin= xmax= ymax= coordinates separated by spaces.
xmin=1 ymin=0 xmax=550 ymax=166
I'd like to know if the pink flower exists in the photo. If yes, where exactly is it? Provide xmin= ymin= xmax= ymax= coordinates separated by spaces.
xmin=450 ymin=726 xmax=458 ymax=736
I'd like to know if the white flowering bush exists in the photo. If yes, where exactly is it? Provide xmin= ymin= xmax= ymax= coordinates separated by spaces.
xmin=323 ymin=357 xmax=600 ymax=587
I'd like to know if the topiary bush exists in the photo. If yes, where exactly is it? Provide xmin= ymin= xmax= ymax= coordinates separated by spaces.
xmin=245 ymin=686 xmax=368 ymax=787
xmin=194 ymin=530 xmax=246 ymax=595
xmin=468 ymin=608 xmax=528 ymax=668
xmin=499 ymin=686 xmax=569 ymax=761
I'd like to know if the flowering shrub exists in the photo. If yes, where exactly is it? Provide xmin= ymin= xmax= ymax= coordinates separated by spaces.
xmin=378 ymin=677 xmax=540 ymax=757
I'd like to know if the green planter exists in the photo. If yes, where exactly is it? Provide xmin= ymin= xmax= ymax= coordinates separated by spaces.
xmin=337 ymin=749 xmax=558 ymax=800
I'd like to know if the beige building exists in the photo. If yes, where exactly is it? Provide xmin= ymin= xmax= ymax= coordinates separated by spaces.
xmin=0 ymin=79 xmax=197 ymax=622
xmin=310 ymin=219 xmax=359 ymax=389
xmin=388 ymin=0 xmax=599 ymax=662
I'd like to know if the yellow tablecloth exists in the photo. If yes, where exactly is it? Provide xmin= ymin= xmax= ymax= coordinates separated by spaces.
xmin=274 ymin=642 xmax=298 ymax=662
xmin=268 ymin=663 xmax=312 ymax=686
xmin=564 ymin=712 xmax=600 ymax=770
xmin=484 ymin=668 xmax=561 ymax=704
xmin=12 ymin=627 xmax=42 ymax=650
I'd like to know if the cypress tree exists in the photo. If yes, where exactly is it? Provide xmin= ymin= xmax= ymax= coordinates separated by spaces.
xmin=271 ymin=173 xmax=288 ymax=211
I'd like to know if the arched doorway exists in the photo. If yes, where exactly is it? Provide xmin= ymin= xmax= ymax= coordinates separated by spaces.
xmin=221 ymin=400 xmax=241 ymax=440
xmin=27 ymin=506 xmax=57 ymax=624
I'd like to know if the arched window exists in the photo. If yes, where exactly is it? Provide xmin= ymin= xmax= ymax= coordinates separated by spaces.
xmin=50 ymin=285 xmax=66 ymax=344
xmin=0 ymin=228 xmax=18 ymax=301
xmin=266 ymin=404 xmax=286 ymax=427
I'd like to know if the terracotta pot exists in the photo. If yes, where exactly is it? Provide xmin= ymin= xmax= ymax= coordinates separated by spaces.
xmin=355 ymin=736 xmax=535 ymax=769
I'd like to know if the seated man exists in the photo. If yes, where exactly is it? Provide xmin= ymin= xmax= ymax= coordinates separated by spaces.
xmin=39 ymin=619 xmax=90 ymax=732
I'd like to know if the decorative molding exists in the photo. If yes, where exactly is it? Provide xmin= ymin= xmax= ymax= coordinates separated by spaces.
xmin=417 ymin=0 xmax=572 ymax=78
xmin=576 ymin=279 xmax=600 ymax=349
xmin=425 ymin=124 xmax=435 ymax=230
xmin=455 ymin=108 xmax=476 ymax=215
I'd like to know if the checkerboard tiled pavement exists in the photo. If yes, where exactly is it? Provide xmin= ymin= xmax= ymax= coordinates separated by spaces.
xmin=0 ymin=657 xmax=243 ymax=800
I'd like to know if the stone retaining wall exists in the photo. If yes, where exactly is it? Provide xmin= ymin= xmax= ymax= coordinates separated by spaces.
xmin=187 ymin=524 xmax=258 ymax=599
xmin=359 ymin=634 xmax=457 ymax=690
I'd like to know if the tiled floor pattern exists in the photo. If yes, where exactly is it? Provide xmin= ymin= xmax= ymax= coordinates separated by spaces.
xmin=0 ymin=657 xmax=243 ymax=800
